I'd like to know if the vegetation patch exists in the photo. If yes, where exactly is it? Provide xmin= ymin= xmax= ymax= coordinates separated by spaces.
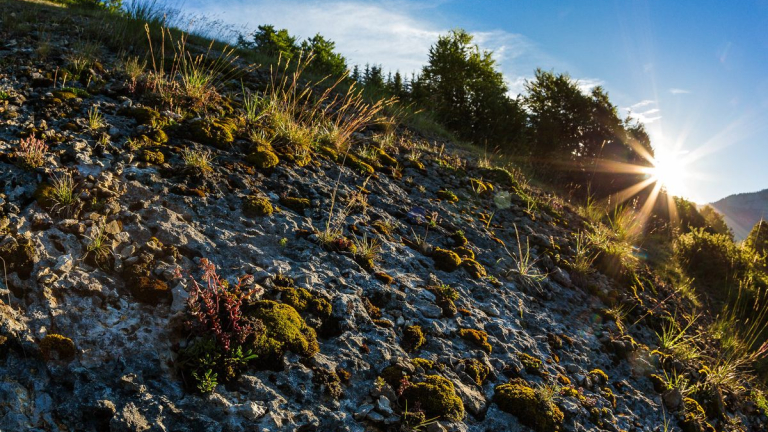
xmin=402 ymin=375 xmax=465 ymax=422
xmin=39 ymin=334 xmax=75 ymax=361
xmin=459 ymin=328 xmax=492 ymax=353
xmin=493 ymin=382 xmax=564 ymax=432
xmin=243 ymin=196 xmax=274 ymax=217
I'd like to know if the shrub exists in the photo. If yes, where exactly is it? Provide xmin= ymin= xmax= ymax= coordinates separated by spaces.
xmin=675 ymin=228 xmax=752 ymax=291
xmin=402 ymin=375 xmax=464 ymax=422
xmin=17 ymin=134 xmax=47 ymax=169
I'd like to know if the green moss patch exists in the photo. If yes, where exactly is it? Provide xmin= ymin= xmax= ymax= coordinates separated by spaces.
xmin=493 ymin=383 xmax=564 ymax=432
xmin=249 ymin=300 xmax=319 ymax=368
xmin=402 ymin=325 xmax=426 ymax=352
xmin=402 ymin=375 xmax=464 ymax=422
xmin=243 ymin=196 xmax=274 ymax=217
xmin=432 ymin=248 xmax=461 ymax=272
xmin=279 ymin=196 xmax=311 ymax=213
xmin=246 ymin=149 xmax=280 ymax=169
xmin=459 ymin=328 xmax=492 ymax=353
xmin=39 ymin=334 xmax=75 ymax=361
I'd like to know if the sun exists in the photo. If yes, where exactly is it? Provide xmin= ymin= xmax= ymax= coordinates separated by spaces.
xmin=648 ymin=147 xmax=690 ymax=198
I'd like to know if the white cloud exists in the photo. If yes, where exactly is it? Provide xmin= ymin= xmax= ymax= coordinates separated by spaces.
xmin=630 ymin=99 xmax=656 ymax=109
xmin=576 ymin=78 xmax=604 ymax=94
xmin=623 ymin=100 xmax=662 ymax=124
xmin=670 ymin=88 xmax=691 ymax=95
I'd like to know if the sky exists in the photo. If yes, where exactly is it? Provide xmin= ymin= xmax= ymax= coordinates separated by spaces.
xmin=164 ymin=0 xmax=768 ymax=203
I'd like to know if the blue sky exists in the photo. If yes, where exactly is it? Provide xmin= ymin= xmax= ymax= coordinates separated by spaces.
xmin=170 ymin=0 xmax=768 ymax=203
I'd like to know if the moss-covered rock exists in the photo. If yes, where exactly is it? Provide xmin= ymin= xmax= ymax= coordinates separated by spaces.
xmin=518 ymin=353 xmax=543 ymax=374
xmin=279 ymin=196 xmax=311 ymax=213
xmin=493 ymin=383 xmax=564 ymax=432
xmin=342 ymin=153 xmax=374 ymax=176
xmin=588 ymin=369 xmax=609 ymax=386
xmin=459 ymin=328 xmax=492 ymax=353
xmin=282 ymin=287 xmax=332 ymax=319
xmin=246 ymin=149 xmax=279 ymax=169
xmin=130 ymin=276 xmax=171 ymax=305
xmin=243 ymin=196 xmax=273 ymax=217
xmin=403 ymin=375 xmax=464 ymax=422
xmin=182 ymin=118 xmax=236 ymax=148
xmin=39 ymin=334 xmax=75 ymax=361
xmin=453 ymin=246 xmax=474 ymax=260
xmin=402 ymin=325 xmax=426 ymax=352
xmin=52 ymin=90 xmax=77 ymax=101
xmin=141 ymin=149 xmax=165 ymax=164
xmin=460 ymin=258 xmax=486 ymax=279
xmin=412 ymin=358 xmax=435 ymax=371
xmin=432 ymin=248 xmax=461 ymax=272
xmin=464 ymin=359 xmax=490 ymax=385
xmin=119 ymin=106 xmax=160 ymax=125
xmin=0 ymin=236 xmax=36 ymax=279
xmin=249 ymin=300 xmax=319 ymax=368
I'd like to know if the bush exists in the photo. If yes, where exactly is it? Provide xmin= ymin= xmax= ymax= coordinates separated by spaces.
xmin=675 ymin=228 xmax=752 ymax=291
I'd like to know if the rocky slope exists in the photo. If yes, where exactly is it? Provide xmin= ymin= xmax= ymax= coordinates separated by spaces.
xmin=0 ymin=1 xmax=765 ymax=432
xmin=710 ymin=189 xmax=768 ymax=241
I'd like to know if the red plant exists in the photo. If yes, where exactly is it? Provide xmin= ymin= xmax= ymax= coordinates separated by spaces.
xmin=18 ymin=133 xmax=47 ymax=168
xmin=183 ymin=259 xmax=262 ymax=351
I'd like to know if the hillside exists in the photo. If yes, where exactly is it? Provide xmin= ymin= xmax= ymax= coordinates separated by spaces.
xmin=0 ymin=1 xmax=766 ymax=432
xmin=710 ymin=189 xmax=768 ymax=241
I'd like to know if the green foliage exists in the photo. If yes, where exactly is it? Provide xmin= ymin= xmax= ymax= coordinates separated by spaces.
xmin=464 ymin=359 xmax=490 ymax=385
xmin=418 ymin=29 xmax=526 ymax=150
xmin=745 ymin=220 xmax=768 ymax=257
xmin=239 ymin=25 xmax=347 ymax=77
xmin=402 ymin=375 xmax=465 ymax=422
xmin=675 ymin=227 xmax=755 ymax=291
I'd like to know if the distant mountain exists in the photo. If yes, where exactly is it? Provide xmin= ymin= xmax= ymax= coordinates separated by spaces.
xmin=710 ymin=188 xmax=768 ymax=240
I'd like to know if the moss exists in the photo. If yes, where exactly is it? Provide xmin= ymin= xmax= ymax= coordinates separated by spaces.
xmin=130 ymin=276 xmax=171 ymax=305
xmin=381 ymin=364 xmax=408 ymax=388
xmin=588 ymin=369 xmax=609 ymax=386
xmin=374 ymin=271 xmax=394 ymax=284
xmin=432 ymin=248 xmax=461 ymax=272
xmin=556 ymin=374 xmax=571 ymax=386
xmin=272 ymin=273 xmax=294 ymax=288
xmin=318 ymin=145 xmax=339 ymax=161
xmin=249 ymin=300 xmax=319 ymax=367
xmin=243 ymin=196 xmax=273 ymax=217
xmin=279 ymin=196 xmax=310 ymax=213
xmin=464 ymin=359 xmax=490 ymax=385
xmin=39 ymin=334 xmax=75 ymax=361
xmin=246 ymin=149 xmax=279 ymax=169
xmin=362 ymin=297 xmax=382 ymax=319
xmin=34 ymin=182 xmax=57 ymax=210
xmin=493 ymin=383 xmax=564 ymax=432
xmin=402 ymin=375 xmax=464 ymax=422
xmin=182 ymin=117 xmax=236 ymax=148
xmin=459 ymin=328 xmax=492 ymax=353
xmin=282 ymin=287 xmax=332 ymax=319
xmin=402 ymin=325 xmax=426 ymax=352
xmin=460 ymin=258 xmax=487 ymax=279
xmin=0 ymin=236 xmax=36 ymax=279
xmin=52 ymin=90 xmax=77 ymax=101
xmin=375 ymin=147 xmax=398 ymax=167
xmin=140 ymin=149 xmax=164 ymax=164
xmin=149 ymin=128 xmax=168 ymax=144
xmin=518 ymin=353 xmax=542 ymax=374
xmin=313 ymin=367 xmax=343 ymax=399
xmin=342 ymin=153 xmax=375 ymax=176
xmin=373 ymin=318 xmax=394 ymax=328
xmin=437 ymin=189 xmax=459 ymax=203
xmin=453 ymin=245 xmax=474 ymax=260
xmin=411 ymin=358 xmax=435 ymax=370
xmin=452 ymin=230 xmax=468 ymax=247
xmin=118 ymin=106 xmax=160 ymax=125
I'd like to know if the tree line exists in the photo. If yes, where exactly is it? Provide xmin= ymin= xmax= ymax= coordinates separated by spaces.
xmin=238 ymin=26 xmax=655 ymax=199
